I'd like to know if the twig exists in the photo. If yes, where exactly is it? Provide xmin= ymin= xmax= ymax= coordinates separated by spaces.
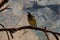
xmin=6 ymin=31 xmax=10 ymax=40
xmin=0 ymin=23 xmax=14 ymax=39
xmin=52 ymin=33 xmax=59 ymax=40
xmin=0 ymin=5 xmax=10 ymax=12
xmin=9 ymin=31 xmax=14 ymax=39
xmin=44 ymin=27 xmax=50 ymax=40
xmin=0 ymin=23 xmax=10 ymax=40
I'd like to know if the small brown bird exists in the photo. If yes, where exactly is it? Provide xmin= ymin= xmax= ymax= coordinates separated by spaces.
xmin=27 ymin=12 xmax=37 ymax=27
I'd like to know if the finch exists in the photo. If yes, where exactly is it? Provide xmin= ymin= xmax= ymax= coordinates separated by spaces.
xmin=27 ymin=12 xmax=37 ymax=27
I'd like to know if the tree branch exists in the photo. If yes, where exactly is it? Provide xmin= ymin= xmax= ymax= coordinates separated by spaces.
xmin=44 ymin=27 xmax=50 ymax=40
xmin=0 ymin=26 xmax=60 ymax=35
xmin=0 ymin=24 xmax=60 ymax=40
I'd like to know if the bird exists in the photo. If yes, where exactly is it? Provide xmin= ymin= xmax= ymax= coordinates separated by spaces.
xmin=27 ymin=12 xmax=37 ymax=27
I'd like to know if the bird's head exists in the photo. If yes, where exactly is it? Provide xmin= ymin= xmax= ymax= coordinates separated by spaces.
xmin=27 ymin=12 xmax=35 ymax=18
